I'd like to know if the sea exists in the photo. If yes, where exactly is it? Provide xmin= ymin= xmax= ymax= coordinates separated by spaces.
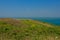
xmin=3 ymin=17 xmax=60 ymax=26
xmin=30 ymin=17 xmax=60 ymax=26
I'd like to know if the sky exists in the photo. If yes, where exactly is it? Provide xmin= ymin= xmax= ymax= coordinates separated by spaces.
xmin=0 ymin=0 xmax=60 ymax=18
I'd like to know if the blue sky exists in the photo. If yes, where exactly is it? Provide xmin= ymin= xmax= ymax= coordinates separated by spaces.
xmin=0 ymin=0 xmax=60 ymax=17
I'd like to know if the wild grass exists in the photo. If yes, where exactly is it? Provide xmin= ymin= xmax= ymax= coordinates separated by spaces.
xmin=0 ymin=18 xmax=60 ymax=40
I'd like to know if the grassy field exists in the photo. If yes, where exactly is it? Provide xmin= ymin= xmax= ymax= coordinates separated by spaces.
xmin=0 ymin=18 xmax=60 ymax=40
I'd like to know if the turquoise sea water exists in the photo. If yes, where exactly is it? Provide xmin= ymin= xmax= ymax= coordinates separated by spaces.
xmin=30 ymin=18 xmax=60 ymax=26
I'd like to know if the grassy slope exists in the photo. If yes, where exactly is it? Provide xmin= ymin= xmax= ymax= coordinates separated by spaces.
xmin=0 ymin=18 xmax=60 ymax=40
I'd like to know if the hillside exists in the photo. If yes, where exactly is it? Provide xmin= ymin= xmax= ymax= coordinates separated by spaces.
xmin=0 ymin=18 xmax=60 ymax=40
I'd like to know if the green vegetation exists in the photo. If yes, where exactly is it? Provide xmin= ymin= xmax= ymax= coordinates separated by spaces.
xmin=0 ymin=18 xmax=60 ymax=40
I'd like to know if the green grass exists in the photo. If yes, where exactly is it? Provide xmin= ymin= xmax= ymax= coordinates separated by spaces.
xmin=0 ymin=18 xmax=60 ymax=40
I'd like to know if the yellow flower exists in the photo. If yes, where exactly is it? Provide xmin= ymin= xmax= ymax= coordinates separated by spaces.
xmin=31 ymin=24 xmax=35 ymax=27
